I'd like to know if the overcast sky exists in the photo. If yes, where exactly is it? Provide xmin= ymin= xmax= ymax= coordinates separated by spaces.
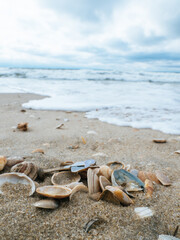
xmin=0 ymin=0 xmax=180 ymax=70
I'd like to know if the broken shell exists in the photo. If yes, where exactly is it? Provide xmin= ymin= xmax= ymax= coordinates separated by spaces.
xmin=145 ymin=179 xmax=154 ymax=197
xmin=0 ymin=172 xmax=35 ymax=196
xmin=130 ymin=169 xmax=139 ymax=177
xmin=36 ymin=185 xmax=72 ymax=199
xmin=125 ymin=182 xmax=143 ymax=192
xmin=33 ymin=199 xmax=59 ymax=209
xmin=100 ymin=186 xmax=133 ymax=206
xmin=51 ymin=171 xmax=81 ymax=186
xmin=153 ymin=138 xmax=167 ymax=143
xmin=71 ymin=159 xmax=96 ymax=173
xmin=69 ymin=184 xmax=88 ymax=200
xmin=155 ymin=170 xmax=171 ymax=186
xmin=111 ymin=169 xmax=144 ymax=189
xmin=87 ymin=168 xmax=101 ymax=195
xmin=99 ymin=176 xmax=111 ymax=191
xmin=138 ymin=171 xmax=160 ymax=184
xmin=32 ymin=149 xmax=44 ymax=154
xmin=10 ymin=162 xmax=38 ymax=180
xmin=17 ymin=122 xmax=28 ymax=131
xmin=0 ymin=156 xmax=7 ymax=171
xmin=6 ymin=156 xmax=25 ymax=167
xmin=107 ymin=161 xmax=124 ymax=170
xmin=60 ymin=161 xmax=74 ymax=166
xmin=135 ymin=207 xmax=154 ymax=218
xmin=98 ymin=165 xmax=112 ymax=181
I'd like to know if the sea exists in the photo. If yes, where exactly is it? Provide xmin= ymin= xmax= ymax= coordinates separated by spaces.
xmin=0 ymin=67 xmax=180 ymax=135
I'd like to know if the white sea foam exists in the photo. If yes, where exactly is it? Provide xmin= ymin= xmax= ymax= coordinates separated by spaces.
xmin=0 ymin=68 xmax=180 ymax=134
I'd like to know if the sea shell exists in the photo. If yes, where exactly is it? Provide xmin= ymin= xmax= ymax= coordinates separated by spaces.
xmin=32 ymin=149 xmax=44 ymax=154
xmin=138 ymin=171 xmax=160 ymax=184
xmin=87 ymin=168 xmax=101 ymax=195
xmin=17 ymin=122 xmax=28 ymax=131
xmin=33 ymin=199 xmax=59 ymax=209
xmin=0 ymin=172 xmax=35 ymax=196
xmin=36 ymin=185 xmax=72 ymax=199
xmin=155 ymin=170 xmax=171 ymax=186
xmin=111 ymin=169 xmax=144 ymax=189
xmin=69 ymin=184 xmax=88 ymax=200
xmin=0 ymin=156 xmax=7 ymax=171
xmin=124 ymin=164 xmax=131 ymax=171
xmin=6 ymin=156 xmax=25 ymax=167
xmin=98 ymin=165 xmax=112 ymax=180
xmin=70 ymin=159 xmax=96 ymax=173
xmin=60 ymin=161 xmax=74 ymax=167
xmin=153 ymin=139 xmax=167 ymax=143
xmin=130 ymin=169 xmax=139 ymax=177
xmin=145 ymin=179 xmax=153 ymax=197
xmin=51 ymin=171 xmax=81 ymax=186
xmin=125 ymin=182 xmax=143 ymax=192
xmin=107 ymin=161 xmax=124 ymax=171
xmin=134 ymin=207 xmax=154 ymax=218
xmin=10 ymin=162 xmax=38 ymax=180
xmin=99 ymin=176 xmax=111 ymax=191
xmin=100 ymin=186 xmax=133 ymax=206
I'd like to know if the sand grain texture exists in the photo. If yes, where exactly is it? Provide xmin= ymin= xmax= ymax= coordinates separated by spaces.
xmin=0 ymin=93 xmax=179 ymax=240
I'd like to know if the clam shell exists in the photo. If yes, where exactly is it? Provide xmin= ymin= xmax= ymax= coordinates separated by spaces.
xmin=11 ymin=162 xmax=38 ymax=180
xmin=100 ymin=186 xmax=133 ymax=206
xmin=0 ymin=156 xmax=7 ymax=171
xmin=51 ymin=171 xmax=81 ymax=186
xmin=99 ymin=176 xmax=111 ymax=191
xmin=0 ymin=172 xmax=35 ymax=196
xmin=130 ymin=169 xmax=139 ymax=177
xmin=6 ymin=156 xmax=24 ymax=167
xmin=70 ymin=159 xmax=96 ymax=173
xmin=145 ymin=179 xmax=153 ymax=197
xmin=155 ymin=170 xmax=171 ymax=186
xmin=111 ymin=169 xmax=144 ymax=189
xmin=153 ymin=139 xmax=166 ymax=143
xmin=36 ymin=185 xmax=72 ymax=199
xmin=135 ymin=207 xmax=154 ymax=218
xmin=125 ymin=182 xmax=143 ymax=192
xmin=69 ymin=184 xmax=88 ymax=200
xmin=33 ymin=199 xmax=59 ymax=209
xmin=87 ymin=168 xmax=101 ymax=195
xmin=98 ymin=165 xmax=112 ymax=180
xmin=107 ymin=161 xmax=124 ymax=171
xmin=138 ymin=171 xmax=160 ymax=184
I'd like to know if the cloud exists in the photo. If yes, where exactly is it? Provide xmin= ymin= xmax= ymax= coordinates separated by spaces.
xmin=0 ymin=0 xmax=179 ymax=70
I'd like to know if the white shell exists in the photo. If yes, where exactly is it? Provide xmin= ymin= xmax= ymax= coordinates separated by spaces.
xmin=0 ymin=172 xmax=35 ymax=196
xmin=33 ymin=199 xmax=59 ymax=209
xmin=134 ymin=207 xmax=154 ymax=218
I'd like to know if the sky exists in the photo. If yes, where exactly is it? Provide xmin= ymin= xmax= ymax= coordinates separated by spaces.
xmin=0 ymin=0 xmax=180 ymax=70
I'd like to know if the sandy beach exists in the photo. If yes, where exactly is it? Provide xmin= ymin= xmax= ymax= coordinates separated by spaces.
xmin=0 ymin=93 xmax=179 ymax=240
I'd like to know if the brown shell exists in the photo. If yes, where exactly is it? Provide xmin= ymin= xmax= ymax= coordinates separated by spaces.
xmin=87 ymin=168 xmax=101 ymax=195
xmin=69 ymin=184 xmax=88 ymax=201
xmin=138 ymin=171 xmax=160 ymax=184
xmin=32 ymin=149 xmax=44 ymax=154
xmin=155 ymin=170 xmax=171 ymax=186
xmin=51 ymin=171 xmax=81 ymax=186
xmin=98 ymin=165 xmax=112 ymax=180
xmin=145 ymin=179 xmax=153 ymax=197
xmin=107 ymin=161 xmax=124 ymax=171
xmin=0 ymin=156 xmax=7 ymax=171
xmin=100 ymin=186 xmax=133 ymax=206
xmin=17 ymin=122 xmax=28 ymax=131
xmin=10 ymin=162 xmax=38 ymax=180
xmin=6 ymin=156 xmax=24 ymax=167
xmin=99 ymin=176 xmax=111 ymax=191
xmin=36 ymin=185 xmax=72 ymax=199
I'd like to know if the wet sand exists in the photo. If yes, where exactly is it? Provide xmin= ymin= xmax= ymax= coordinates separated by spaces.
xmin=0 ymin=93 xmax=179 ymax=240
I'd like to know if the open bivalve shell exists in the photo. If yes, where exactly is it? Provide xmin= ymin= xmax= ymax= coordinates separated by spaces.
xmin=111 ymin=169 xmax=144 ymax=189
xmin=0 ymin=156 xmax=7 ymax=171
xmin=99 ymin=176 xmax=111 ymax=191
xmin=33 ymin=199 xmax=59 ymax=209
xmin=100 ymin=186 xmax=133 ymax=206
xmin=10 ymin=162 xmax=38 ymax=180
xmin=51 ymin=171 xmax=81 ymax=186
xmin=0 ymin=172 xmax=35 ymax=196
xmin=87 ymin=168 xmax=101 ymax=195
xmin=36 ymin=185 xmax=72 ymax=199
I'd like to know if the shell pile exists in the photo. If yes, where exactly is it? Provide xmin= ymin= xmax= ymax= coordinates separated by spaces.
xmin=0 ymin=157 xmax=172 ymax=209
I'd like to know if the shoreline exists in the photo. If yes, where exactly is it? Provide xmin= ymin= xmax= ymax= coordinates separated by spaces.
xmin=0 ymin=93 xmax=179 ymax=239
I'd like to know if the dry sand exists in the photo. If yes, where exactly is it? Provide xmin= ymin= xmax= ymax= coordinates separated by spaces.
xmin=0 ymin=93 xmax=179 ymax=240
